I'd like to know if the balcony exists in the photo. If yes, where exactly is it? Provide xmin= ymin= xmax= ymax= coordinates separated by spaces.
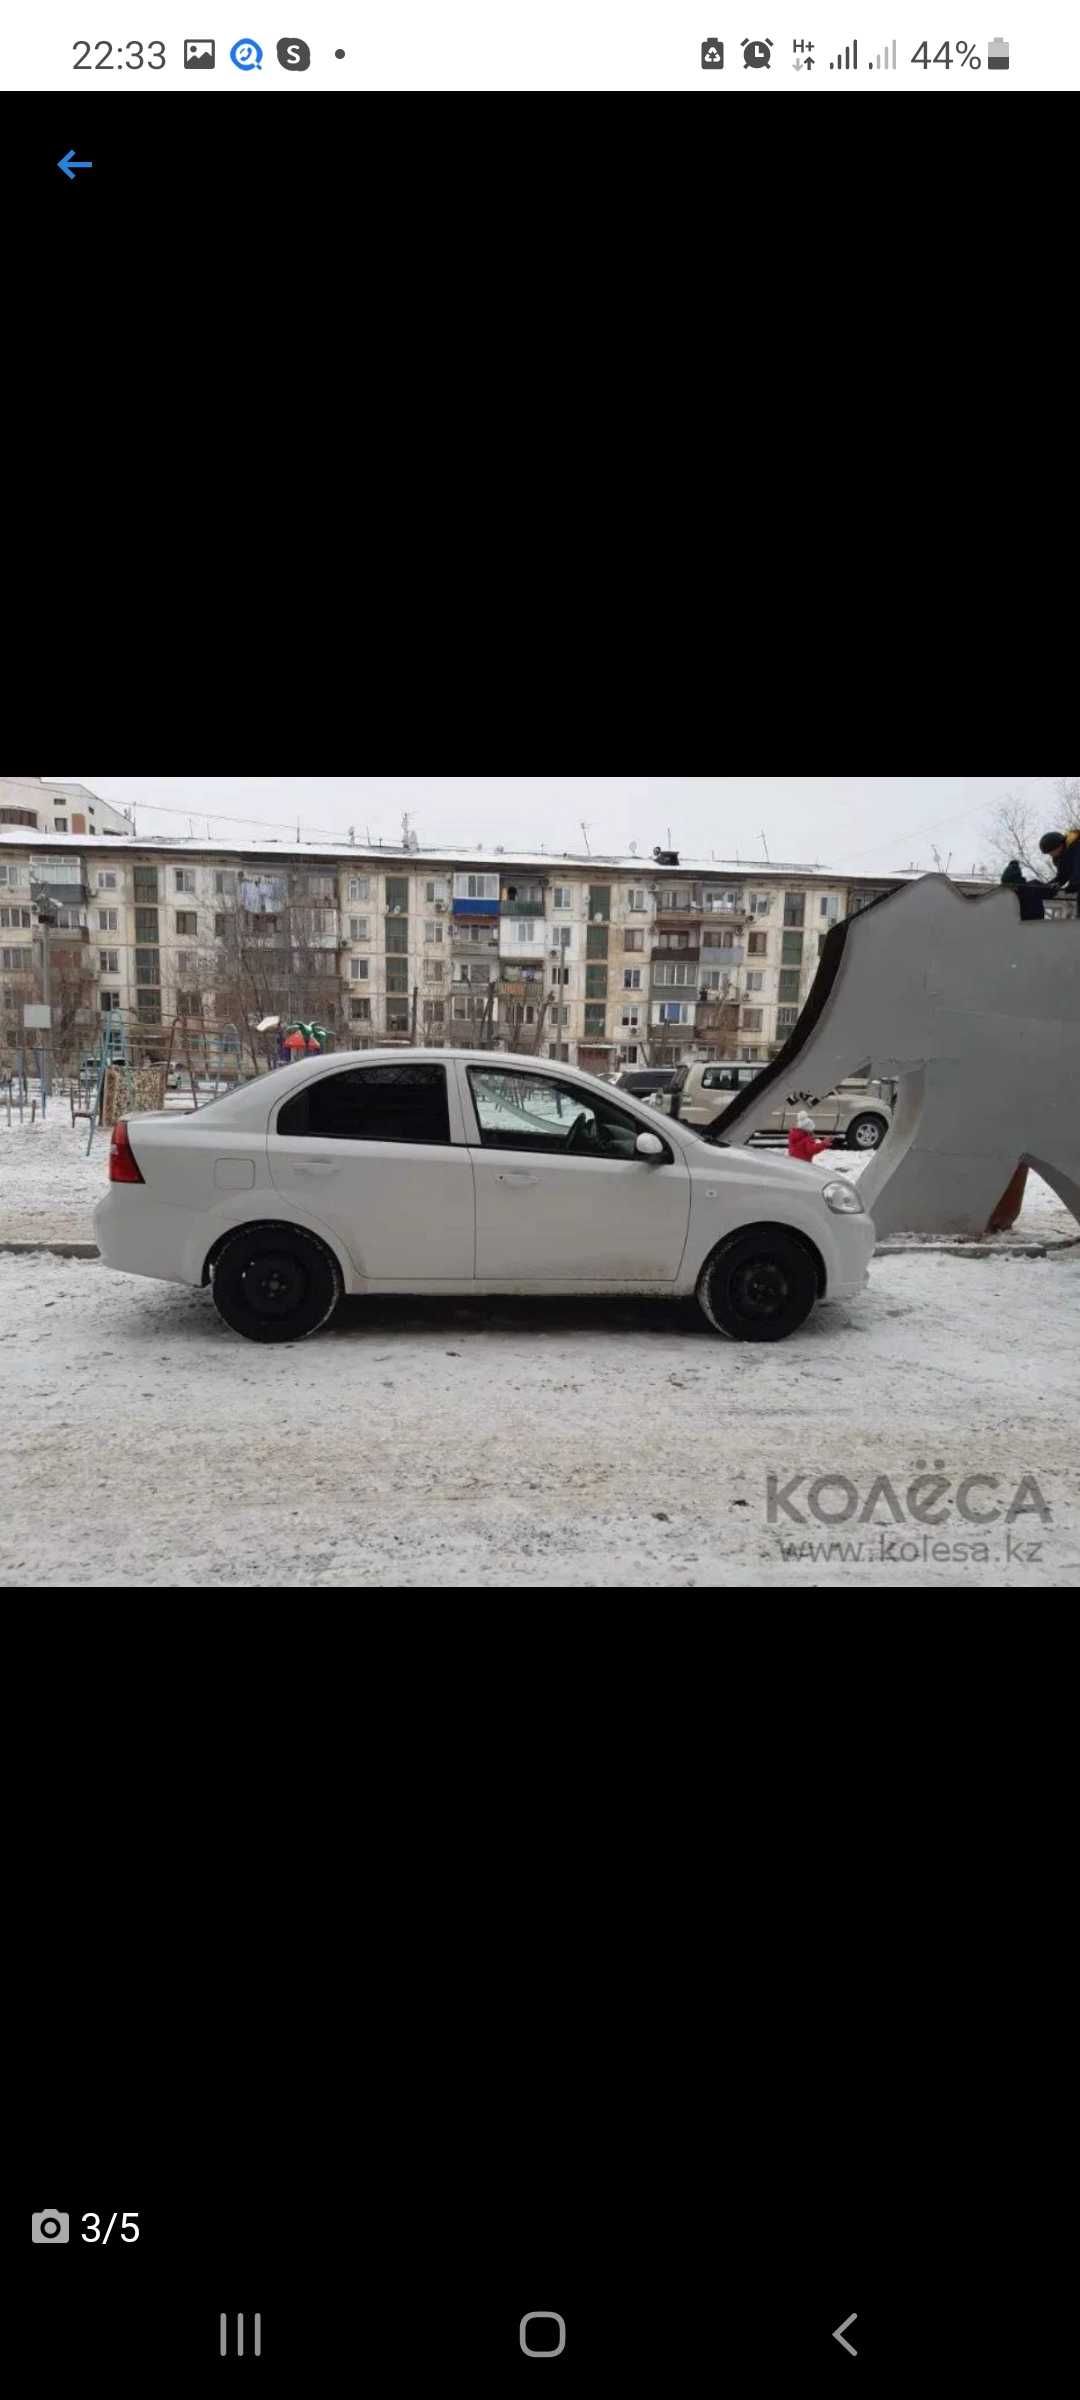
xmin=450 ymin=919 xmax=499 ymax=945
xmin=499 ymin=899 xmax=547 ymax=918
xmin=651 ymin=943 xmax=700 ymax=964
xmin=700 ymin=941 xmax=744 ymax=969
xmin=653 ymin=903 xmax=704 ymax=928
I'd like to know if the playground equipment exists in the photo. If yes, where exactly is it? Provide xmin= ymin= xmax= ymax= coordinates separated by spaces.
xmin=715 ymin=876 xmax=1080 ymax=1236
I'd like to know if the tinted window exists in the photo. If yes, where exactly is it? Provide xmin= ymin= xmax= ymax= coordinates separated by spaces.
xmin=702 ymin=1068 xmax=739 ymax=1090
xmin=278 ymin=1064 xmax=450 ymax=1145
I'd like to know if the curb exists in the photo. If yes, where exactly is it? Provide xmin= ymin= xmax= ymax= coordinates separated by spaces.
xmin=875 ymin=1235 xmax=1079 ymax=1260
xmin=0 ymin=1242 xmax=100 ymax=1259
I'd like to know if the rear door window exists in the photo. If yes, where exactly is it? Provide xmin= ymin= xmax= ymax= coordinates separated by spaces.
xmin=277 ymin=1064 xmax=451 ymax=1144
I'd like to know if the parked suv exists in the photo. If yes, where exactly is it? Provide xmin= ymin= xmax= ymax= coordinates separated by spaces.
xmin=656 ymin=1062 xmax=893 ymax=1150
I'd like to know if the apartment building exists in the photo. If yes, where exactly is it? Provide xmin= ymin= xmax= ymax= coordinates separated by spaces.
xmin=0 ymin=776 xmax=131 ymax=839
xmin=0 ymin=827 xmax=994 ymax=1073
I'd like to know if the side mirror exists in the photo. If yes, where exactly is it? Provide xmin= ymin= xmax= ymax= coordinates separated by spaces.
xmin=635 ymin=1130 xmax=665 ymax=1160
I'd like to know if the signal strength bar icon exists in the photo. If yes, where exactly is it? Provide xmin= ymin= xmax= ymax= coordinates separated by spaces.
xmin=828 ymin=39 xmax=858 ymax=66
xmin=869 ymin=38 xmax=897 ymax=66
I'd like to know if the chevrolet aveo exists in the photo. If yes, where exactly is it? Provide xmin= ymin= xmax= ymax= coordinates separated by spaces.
xmin=94 ymin=1050 xmax=876 ymax=1344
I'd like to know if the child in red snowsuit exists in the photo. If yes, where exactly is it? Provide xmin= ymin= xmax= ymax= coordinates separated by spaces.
xmin=787 ymin=1109 xmax=830 ymax=1163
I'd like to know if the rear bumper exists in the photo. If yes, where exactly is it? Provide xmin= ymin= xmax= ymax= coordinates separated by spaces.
xmin=93 ymin=1189 xmax=203 ymax=1286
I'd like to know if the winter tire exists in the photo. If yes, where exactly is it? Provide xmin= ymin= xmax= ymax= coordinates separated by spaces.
xmin=697 ymin=1227 xmax=818 ymax=1343
xmin=210 ymin=1224 xmax=342 ymax=1343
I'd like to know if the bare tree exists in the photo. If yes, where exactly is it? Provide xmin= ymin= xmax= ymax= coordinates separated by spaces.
xmin=1051 ymin=776 xmax=1079 ymax=825
xmin=982 ymin=794 xmax=1042 ymax=875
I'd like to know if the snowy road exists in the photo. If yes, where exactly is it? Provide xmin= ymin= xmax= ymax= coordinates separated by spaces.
xmin=2 ymin=1243 xmax=1076 ymax=1587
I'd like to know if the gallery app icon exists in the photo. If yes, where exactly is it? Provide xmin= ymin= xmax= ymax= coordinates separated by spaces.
xmin=184 ymin=37 xmax=216 ymax=65
xmin=276 ymin=36 xmax=311 ymax=67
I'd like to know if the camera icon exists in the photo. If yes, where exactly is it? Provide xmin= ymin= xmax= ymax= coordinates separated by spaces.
xmin=33 ymin=2209 xmax=70 ymax=2243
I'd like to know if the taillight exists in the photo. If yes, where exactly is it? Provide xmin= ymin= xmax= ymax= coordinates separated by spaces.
xmin=108 ymin=1119 xmax=145 ymax=1184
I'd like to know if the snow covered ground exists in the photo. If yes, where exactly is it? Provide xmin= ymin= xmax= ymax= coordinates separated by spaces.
xmin=0 ymin=1111 xmax=1077 ymax=1588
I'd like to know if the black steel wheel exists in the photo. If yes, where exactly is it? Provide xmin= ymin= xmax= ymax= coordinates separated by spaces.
xmin=697 ymin=1227 xmax=819 ymax=1343
xmin=210 ymin=1224 xmax=341 ymax=1343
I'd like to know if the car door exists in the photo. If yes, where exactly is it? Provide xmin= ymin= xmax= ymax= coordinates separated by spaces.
xmin=266 ymin=1060 xmax=474 ymax=1280
xmin=463 ymin=1063 xmax=690 ymax=1282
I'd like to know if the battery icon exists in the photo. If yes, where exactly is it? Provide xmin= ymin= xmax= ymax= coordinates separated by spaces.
xmin=986 ymin=36 xmax=1009 ymax=67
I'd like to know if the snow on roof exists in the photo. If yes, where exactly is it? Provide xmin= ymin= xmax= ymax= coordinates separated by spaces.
xmin=0 ymin=826 xmax=995 ymax=884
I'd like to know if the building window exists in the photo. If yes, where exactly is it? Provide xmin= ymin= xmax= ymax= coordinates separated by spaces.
xmin=100 ymin=990 xmax=120 ymax=1012
xmin=778 ymin=970 xmax=801 ymax=1004
xmin=349 ymin=917 xmax=370 ymax=944
xmin=385 ymin=876 xmax=409 ymax=915
xmin=623 ymin=968 xmax=642 ymax=991
xmin=623 ymin=928 xmax=645 ymax=952
xmin=586 ymin=924 xmax=608 ymax=960
xmin=348 ymin=877 xmax=371 ymax=903
xmin=174 ymin=869 xmax=196 ymax=895
xmin=585 ymin=965 xmax=607 ymax=999
xmin=99 ymin=949 xmax=120 ymax=974
xmin=0 ymin=906 xmax=33 ymax=930
xmin=626 ymin=888 xmax=646 ymax=912
xmin=745 ymin=971 xmax=764 ymax=993
xmin=135 ymin=949 xmax=161 ymax=985
xmin=820 ymin=895 xmax=840 ymax=922
xmin=137 ymin=990 xmax=162 ymax=1025
xmin=386 ymin=960 xmax=410 ymax=997
xmin=547 ymin=1043 xmax=571 ymax=1063
xmin=655 ymin=930 xmax=695 ymax=952
xmin=134 ymin=907 xmax=159 ymax=942
xmin=653 ymin=961 xmax=695 ymax=987
xmin=423 ymin=919 xmax=444 ymax=946
xmin=1 ymin=948 xmax=30 ymax=972
xmin=97 ymin=870 xmax=118 ymax=892
xmin=97 ymin=908 xmax=119 ymax=933
xmin=214 ymin=914 xmax=227 ymax=940
xmin=783 ymin=892 xmax=806 ymax=928
xmin=423 ymin=878 xmax=449 ymax=905
xmin=656 ymin=1001 xmax=691 ymax=1024
xmin=422 ymin=999 xmax=445 ymax=1026
xmin=384 ymin=917 xmax=408 ymax=954
xmin=385 ymin=1002 xmax=410 ymax=1034
xmin=742 ymin=1007 xmax=764 ymax=1032
xmin=552 ymin=885 xmax=572 ymax=910
xmin=214 ymin=871 xmax=237 ymax=898
xmin=776 ymin=1006 xmax=800 ymax=1031
xmin=350 ymin=997 xmax=371 ymax=1021
xmin=349 ymin=957 xmax=369 ymax=981
xmin=620 ymin=1006 xmax=640 ymax=1030
xmin=703 ymin=888 xmax=744 ymax=912
xmin=583 ymin=1004 xmax=607 ymax=1036
xmin=748 ymin=930 xmax=768 ymax=957
xmin=456 ymin=871 xmax=500 ymax=902
xmin=424 ymin=959 xmax=444 ymax=983
xmin=176 ymin=911 xmax=198 ymax=938
xmin=177 ymin=990 xmax=200 ymax=1017
xmin=515 ymin=918 xmax=540 ymax=943
xmin=54 ymin=818 xmax=68 ymax=832
xmin=781 ymin=931 xmax=804 ymax=966
xmin=747 ymin=892 xmax=771 ymax=915
xmin=551 ymin=965 xmax=570 ymax=987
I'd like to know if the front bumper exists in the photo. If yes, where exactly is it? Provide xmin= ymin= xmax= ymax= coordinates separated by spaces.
xmin=822 ymin=1211 xmax=877 ymax=1301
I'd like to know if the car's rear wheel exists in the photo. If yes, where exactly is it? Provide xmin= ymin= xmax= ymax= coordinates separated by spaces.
xmin=210 ymin=1224 xmax=342 ymax=1343
xmin=845 ymin=1113 xmax=888 ymax=1150
xmin=696 ymin=1227 xmax=819 ymax=1342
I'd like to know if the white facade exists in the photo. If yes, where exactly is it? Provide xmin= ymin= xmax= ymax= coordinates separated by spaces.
xmin=0 ymin=777 xmax=131 ymax=839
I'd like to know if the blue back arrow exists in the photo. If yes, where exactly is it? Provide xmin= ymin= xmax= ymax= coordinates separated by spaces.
xmin=58 ymin=149 xmax=93 ymax=179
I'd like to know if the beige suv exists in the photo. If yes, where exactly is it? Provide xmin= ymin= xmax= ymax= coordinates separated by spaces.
xmin=655 ymin=1062 xmax=893 ymax=1150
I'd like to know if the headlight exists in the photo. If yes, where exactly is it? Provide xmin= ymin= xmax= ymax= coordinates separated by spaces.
xmin=822 ymin=1178 xmax=864 ymax=1214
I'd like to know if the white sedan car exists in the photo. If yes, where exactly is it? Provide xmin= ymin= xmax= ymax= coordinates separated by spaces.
xmin=94 ymin=1049 xmax=875 ymax=1344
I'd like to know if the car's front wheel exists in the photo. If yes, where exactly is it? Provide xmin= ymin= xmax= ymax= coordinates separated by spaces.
xmin=210 ymin=1224 xmax=342 ymax=1343
xmin=845 ymin=1113 xmax=888 ymax=1150
xmin=696 ymin=1227 xmax=819 ymax=1342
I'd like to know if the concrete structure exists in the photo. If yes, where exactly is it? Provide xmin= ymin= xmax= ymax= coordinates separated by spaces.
xmin=716 ymin=875 xmax=1080 ymax=1236
xmin=0 ymin=824 xmax=998 ymax=1076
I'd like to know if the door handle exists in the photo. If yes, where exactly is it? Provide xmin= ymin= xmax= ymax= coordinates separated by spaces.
xmin=295 ymin=1160 xmax=341 ymax=1175
xmin=498 ymin=1170 xmax=539 ymax=1187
